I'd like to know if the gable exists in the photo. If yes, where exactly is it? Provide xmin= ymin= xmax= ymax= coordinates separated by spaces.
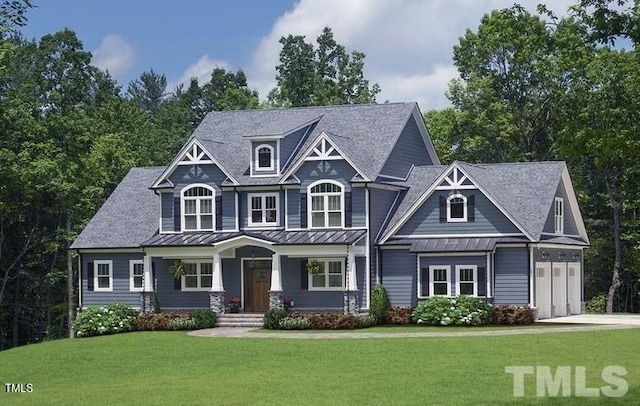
xmin=542 ymin=176 xmax=580 ymax=236
xmin=379 ymin=115 xmax=435 ymax=180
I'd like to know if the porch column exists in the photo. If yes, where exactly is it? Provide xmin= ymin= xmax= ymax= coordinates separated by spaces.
xmin=209 ymin=252 xmax=225 ymax=314
xmin=140 ymin=255 xmax=154 ymax=313
xmin=269 ymin=253 xmax=284 ymax=310
xmin=344 ymin=248 xmax=359 ymax=315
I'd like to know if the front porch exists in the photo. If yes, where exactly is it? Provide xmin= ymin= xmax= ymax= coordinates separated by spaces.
xmin=139 ymin=232 xmax=368 ymax=316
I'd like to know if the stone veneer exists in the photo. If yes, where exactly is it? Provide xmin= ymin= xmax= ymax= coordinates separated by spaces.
xmin=343 ymin=291 xmax=359 ymax=315
xmin=139 ymin=292 xmax=154 ymax=313
xmin=209 ymin=291 xmax=226 ymax=314
xmin=269 ymin=291 xmax=284 ymax=310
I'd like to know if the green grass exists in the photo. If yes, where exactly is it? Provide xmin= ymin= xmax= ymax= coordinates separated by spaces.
xmin=254 ymin=323 xmax=583 ymax=333
xmin=1 ymin=329 xmax=639 ymax=405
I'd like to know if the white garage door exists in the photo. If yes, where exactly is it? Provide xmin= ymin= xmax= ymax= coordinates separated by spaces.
xmin=567 ymin=263 xmax=581 ymax=314
xmin=535 ymin=262 xmax=552 ymax=319
xmin=553 ymin=263 xmax=567 ymax=317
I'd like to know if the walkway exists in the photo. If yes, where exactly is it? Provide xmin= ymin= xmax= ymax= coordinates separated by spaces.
xmin=539 ymin=314 xmax=640 ymax=325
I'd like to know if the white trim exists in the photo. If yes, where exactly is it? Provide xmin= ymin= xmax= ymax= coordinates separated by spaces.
xmin=284 ymin=189 xmax=289 ymax=230
xmin=533 ymin=243 xmax=588 ymax=250
xmin=129 ymin=260 xmax=144 ymax=292
xmin=279 ymin=132 xmax=371 ymax=183
xmin=529 ymin=246 xmax=535 ymax=307
xmin=554 ymin=197 xmax=564 ymax=235
xmin=247 ymin=192 xmax=279 ymax=227
xmin=308 ymin=258 xmax=345 ymax=291
xmin=428 ymin=265 xmax=451 ymax=297
xmin=446 ymin=194 xmax=467 ymax=222
xmin=391 ymin=233 xmax=524 ymax=239
xmin=181 ymin=183 xmax=215 ymax=232
xmin=94 ymin=260 xmax=113 ymax=292
xmin=486 ymin=253 xmax=492 ymax=298
xmin=364 ymin=187 xmax=371 ymax=310
xmin=180 ymin=260 xmax=214 ymax=292
xmin=76 ymin=248 xmax=144 ymax=254
xmin=281 ymin=120 xmax=316 ymax=170
xmin=307 ymin=179 xmax=345 ymax=229
xmin=77 ymin=254 xmax=82 ymax=308
xmin=455 ymin=265 xmax=478 ymax=297
xmin=152 ymin=138 xmax=238 ymax=188
xmin=540 ymin=232 xmax=582 ymax=238
xmin=254 ymin=143 xmax=275 ymax=172
xmin=380 ymin=162 xmax=534 ymax=243
xmin=560 ymin=165 xmax=589 ymax=244
xmin=418 ymin=252 xmax=487 ymax=257
xmin=234 ymin=191 xmax=240 ymax=231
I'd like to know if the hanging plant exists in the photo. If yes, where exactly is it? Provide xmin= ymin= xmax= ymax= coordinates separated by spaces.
xmin=169 ymin=260 xmax=185 ymax=278
xmin=306 ymin=259 xmax=323 ymax=275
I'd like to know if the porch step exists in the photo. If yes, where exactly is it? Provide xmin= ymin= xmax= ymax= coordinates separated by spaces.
xmin=216 ymin=313 xmax=264 ymax=328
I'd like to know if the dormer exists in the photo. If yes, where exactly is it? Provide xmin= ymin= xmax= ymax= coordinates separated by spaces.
xmin=249 ymin=138 xmax=280 ymax=177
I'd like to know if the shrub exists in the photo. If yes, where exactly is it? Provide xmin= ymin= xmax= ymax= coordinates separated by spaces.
xmin=491 ymin=305 xmax=535 ymax=325
xmin=370 ymin=284 xmax=390 ymax=324
xmin=264 ymin=308 xmax=287 ymax=329
xmin=357 ymin=315 xmax=377 ymax=328
xmin=586 ymin=294 xmax=606 ymax=314
xmin=384 ymin=307 xmax=414 ymax=325
xmin=306 ymin=313 xmax=358 ymax=329
xmin=134 ymin=312 xmax=190 ymax=331
xmin=74 ymin=303 xmax=138 ymax=337
xmin=411 ymin=296 xmax=492 ymax=326
xmin=279 ymin=316 xmax=310 ymax=330
xmin=190 ymin=309 xmax=217 ymax=329
xmin=168 ymin=317 xmax=199 ymax=331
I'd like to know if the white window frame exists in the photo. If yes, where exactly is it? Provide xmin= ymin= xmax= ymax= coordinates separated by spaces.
xmin=447 ymin=194 xmax=467 ymax=222
xmin=255 ymin=144 xmax=275 ymax=171
xmin=308 ymin=180 xmax=344 ymax=229
xmin=308 ymin=258 xmax=345 ymax=291
xmin=181 ymin=184 xmax=215 ymax=232
xmin=247 ymin=192 xmax=279 ymax=227
xmin=129 ymin=260 xmax=144 ymax=292
xmin=455 ymin=265 xmax=478 ymax=297
xmin=429 ymin=265 xmax=451 ymax=297
xmin=554 ymin=197 xmax=564 ymax=235
xmin=181 ymin=260 xmax=213 ymax=292
xmin=94 ymin=260 xmax=113 ymax=292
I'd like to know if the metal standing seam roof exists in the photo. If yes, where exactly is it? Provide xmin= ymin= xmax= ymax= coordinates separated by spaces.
xmin=406 ymin=237 xmax=531 ymax=253
xmin=142 ymin=229 xmax=367 ymax=247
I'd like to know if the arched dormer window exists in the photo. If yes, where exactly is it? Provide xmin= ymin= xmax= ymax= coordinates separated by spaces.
xmin=447 ymin=194 xmax=467 ymax=222
xmin=255 ymin=144 xmax=274 ymax=171
xmin=308 ymin=180 xmax=344 ymax=228
xmin=181 ymin=184 xmax=215 ymax=231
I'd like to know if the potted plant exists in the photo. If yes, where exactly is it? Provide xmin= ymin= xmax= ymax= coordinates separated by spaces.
xmin=169 ymin=260 xmax=185 ymax=278
xmin=306 ymin=259 xmax=323 ymax=275
xmin=227 ymin=296 xmax=241 ymax=313
xmin=281 ymin=296 xmax=292 ymax=312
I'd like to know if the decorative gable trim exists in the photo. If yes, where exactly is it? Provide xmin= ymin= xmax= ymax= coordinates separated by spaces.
xmin=279 ymin=132 xmax=371 ymax=183
xmin=436 ymin=166 xmax=476 ymax=190
xmin=379 ymin=162 xmax=534 ymax=244
xmin=152 ymin=138 xmax=239 ymax=188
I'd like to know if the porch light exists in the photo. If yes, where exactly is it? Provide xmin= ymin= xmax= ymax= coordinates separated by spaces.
xmin=541 ymin=251 xmax=550 ymax=260
xmin=572 ymin=252 xmax=581 ymax=260
xmin=558 ymin=252 xmax=566 ymax=260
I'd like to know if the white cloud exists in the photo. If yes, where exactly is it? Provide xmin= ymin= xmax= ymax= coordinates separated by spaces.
xmin=250 ymin=0 xmax=575 ymax=110
xmin=92 ymin=34 xmax=136 ymax=78
xmin=168 ymin=55 xmax=230 ymax=93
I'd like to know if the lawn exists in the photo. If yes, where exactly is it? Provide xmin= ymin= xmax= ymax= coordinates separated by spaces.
xmin=1 ymin=328 xmax=638 ymax=405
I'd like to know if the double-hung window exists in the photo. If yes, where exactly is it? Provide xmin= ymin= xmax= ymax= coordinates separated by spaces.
xmin=182 ymin=261 xmax=213 ymax=291
xmin=456 ymin=265 xmax=477 ymax=296
xmin=308 ymin=259 xmax=344 ymax=290
xmin=182 ymin=185 xmax=214 ymax=231
xmin=308 ymin=181 xmax=343 ymax=228
xmin=429 ymin=265 xmax=450 ymax=296
xmin=130 ymin=260 xmax=144 ymax=292
xmin=94 ymin=260 xmax=113 ymax=292
xmin=248 ymin=193 xmax=278 ymax=227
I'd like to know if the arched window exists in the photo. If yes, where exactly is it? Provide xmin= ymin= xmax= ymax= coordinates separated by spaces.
xmin=447 ymin=194 xmax=467 ymax=222
xmin=308 ymin=180 xmax=343 ymax=228
xmin=181 ymin=185 xmax=215 ymax=231
xmin=255 ymin=144 xmax=274 ymax=171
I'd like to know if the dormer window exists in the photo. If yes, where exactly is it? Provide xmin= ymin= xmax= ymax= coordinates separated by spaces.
xmin=447 ymin=194 xmax=467 ymax=222
xmin=255 ymin=144 xmax=274 ymax=171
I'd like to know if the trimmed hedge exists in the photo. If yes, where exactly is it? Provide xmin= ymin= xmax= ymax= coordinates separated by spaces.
xmin=370 ymin=284 xmax=390 ymax=324
xmin=491 ymin=305 xmax=534 ymax=325
xmin=384 ymin=307 xmax=414 ymax=325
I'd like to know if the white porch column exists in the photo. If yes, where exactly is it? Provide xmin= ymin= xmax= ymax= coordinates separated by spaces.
xmin=344 ymin=248 xmax=359 ymax=315
xmin=211 ymin=252 xmax=224 ymax=291
xmin=140 ymin=255 xmax=154 ymax=313
xmin=347 ymin=250 xmax=358 ymax=291
xmin=270 ymin=253 xmax=283 ymax=291
xmin=143 ymin=255 xmax=154 ymax=292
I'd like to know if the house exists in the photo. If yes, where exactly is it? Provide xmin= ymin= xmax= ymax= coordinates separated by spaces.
xmin=70 ymin=102 xmax=588 ymax=319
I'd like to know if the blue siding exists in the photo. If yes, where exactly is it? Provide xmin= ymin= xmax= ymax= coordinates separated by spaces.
xmin=351 ymin=187 xmax=366 ymax=227
xmin=418 ymin=255 xmax=486 ymax=297
xmin=380 ymin=249 xmax=417 ymax=307
xmin=493 ymin=247 xmax=529 ymax=305
xmin=397 ymin=191 xmax=521 ymax=236
xmin=356 ymin=257 xmax=366 ymax=308
xmin=81 ymin=253 xmax=145 ymax=308
xmin=280 ymin=126 xmax=309 ymax=169
xmin=286 ymin=188 xmax=300 ymax=229
xmin=281 ymin=256 xmax=343 ymax=310
xmin=380 ymin=117 xmax=433 ymax=178
xmin=296 ymin=160 xmax=357 ymax=189
xmin=370 ymin=189 xmax=399 ymax=241
xmin=160 ymin=192 xmax=173 ymax=232
xmin=169 ymin=164 xmax=227 ymax=193
xmin=543 ymin=181 xmax=579 ymax=236
xmin=222 ymin=190 xmax=236 ymax=230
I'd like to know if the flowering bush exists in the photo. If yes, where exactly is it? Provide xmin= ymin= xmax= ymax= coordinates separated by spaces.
xmin=74 ymin=303 xmax=138 ymax=337
xmin=227 ymin=296 xmax=241 ymax=307
xmin=168 ymin=317 xmax=199 ymax=330
xmin=281 ymin=296 xmax=292 ymax=310
xmin=279 ymin=316 xmax=310 ymax=330
xmin=411 ymin=296 xmax=492 ymax=326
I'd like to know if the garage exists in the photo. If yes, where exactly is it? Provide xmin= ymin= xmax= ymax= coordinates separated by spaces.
xmin=534 ymin=249 xmax=583 ymax=319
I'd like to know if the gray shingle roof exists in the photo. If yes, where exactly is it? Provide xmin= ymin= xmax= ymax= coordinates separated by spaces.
xmin=381 ymin=161 xmax=568 ymax=243
xmin=190 ymin=103 xmax=422 ymax=183
xmin=70 ymin=167 xmax=165 ymax=249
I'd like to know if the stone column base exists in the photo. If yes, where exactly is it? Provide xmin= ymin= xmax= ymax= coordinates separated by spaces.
xmin=209 ymin=291 xmax=226 ymax=315
xmin=343 ymin=291 xmax=360 ymax=315
xmin=269 ymin=290 xmax=284 ymax=310
xmin=139 ymin=292 xmax=154 ymax=313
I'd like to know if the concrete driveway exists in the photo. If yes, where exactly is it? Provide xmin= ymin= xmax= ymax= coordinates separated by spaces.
xmin=539 ymin=314 xmax=640 ymax=325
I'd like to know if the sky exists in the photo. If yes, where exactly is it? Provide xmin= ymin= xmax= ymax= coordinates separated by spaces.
xmin=20 ymin=0 xmax=576 ymax=111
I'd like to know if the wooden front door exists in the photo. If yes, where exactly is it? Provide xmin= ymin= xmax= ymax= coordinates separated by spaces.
xmin=244 ymin=260 xmax=271 ymax=312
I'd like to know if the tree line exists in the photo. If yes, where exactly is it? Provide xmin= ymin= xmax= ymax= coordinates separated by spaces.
xmin=1 ymin=0 xmax=638 ymax=350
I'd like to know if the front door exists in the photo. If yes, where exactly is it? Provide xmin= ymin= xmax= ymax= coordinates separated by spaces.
xmin=243 ymin=260 xmax=271 ymax=312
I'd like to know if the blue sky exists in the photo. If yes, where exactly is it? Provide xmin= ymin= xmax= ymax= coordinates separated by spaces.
xmin=20 ymin=0 xmax=576 ymax=110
